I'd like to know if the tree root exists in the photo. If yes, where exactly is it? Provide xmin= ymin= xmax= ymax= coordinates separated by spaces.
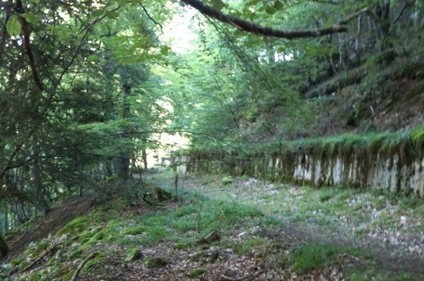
xmin=70 ymin=252 xmax=97 ymax=281
xmin=21 ymin=242 xmax=61 ymax=272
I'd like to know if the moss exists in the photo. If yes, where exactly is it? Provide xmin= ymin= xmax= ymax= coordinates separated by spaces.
xmin=187 ymin=268 xmax=206 ymax=278
xmin=411 ymin=125 xmax=424 ymax=149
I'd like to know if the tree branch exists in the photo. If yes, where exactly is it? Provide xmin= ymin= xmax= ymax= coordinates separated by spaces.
xmin=392 ymin=1 xmax=412 ymax=25
xmin=180 ymin=0 xmax=349 ymax=39
xmin=339 ymin=7 xmax=369 ymax=25
xmin=138 ymin=1 xmax=163 ymax=32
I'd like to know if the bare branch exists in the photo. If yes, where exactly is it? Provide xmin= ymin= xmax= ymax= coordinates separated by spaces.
xmin=392 ymin=1 xmax=413 ymax=25
xmin=180 ymin=0 xmax=349 ymax=39
xmin=339 ymin=7 xmax=369 ymax=25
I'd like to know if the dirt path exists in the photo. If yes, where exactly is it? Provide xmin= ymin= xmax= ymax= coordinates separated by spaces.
xmin=2 ymin=171 xmax=423 ymax=280
xmin=171 ymin=173 xmax=424 ymax=276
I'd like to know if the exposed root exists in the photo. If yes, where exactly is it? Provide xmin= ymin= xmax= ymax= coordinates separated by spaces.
xmin=70 ymin=252 xmax=97 ymax=281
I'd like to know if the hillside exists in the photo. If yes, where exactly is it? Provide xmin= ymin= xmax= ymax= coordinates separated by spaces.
xmin=1 ymin=170 xmax=423 ymax=280
xmin=305 ymin=53 xmax=424 ymax=137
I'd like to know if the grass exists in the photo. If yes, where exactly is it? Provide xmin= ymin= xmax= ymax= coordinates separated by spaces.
xmin=234 ymin=236 xmax=269 ymax=256
xmin=187 ymin=268 xmax=206 ymax=278
xmin=158 ymin=170 xmax=423 ymax=251
xmin=57 ymin=216 xmax=89 ymax=235
xmin=188 ymin=124 xmax=424 ymax=160
xmin=291 ymin=243 xmax=356 ymax=274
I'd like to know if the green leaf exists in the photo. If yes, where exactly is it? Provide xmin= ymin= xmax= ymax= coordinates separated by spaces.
xmin=87 ymin=55 xmax=99 ymax=62
xmin=92 ymin=10 xmax=104 ymax=17
xmin=273 ymin=0 xmax=284 ymax=10
xmin=160 ymin=46 xmax=171 ymax=56
xmin=246 ymin=0 xmax=260 ymax=6
xmin=211 ymin=0 xmax=226 ymax=10
xmin=24 ymin=12 xmax=39 ymax=24
xmin=105 ymin=10 xmax=120 ymax=19
xmin=265 ymin=6 xmax=276 ymax=15
xmin=6 ymin=15 xmax=21 ymax=36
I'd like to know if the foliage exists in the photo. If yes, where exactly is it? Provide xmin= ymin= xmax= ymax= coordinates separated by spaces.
xmin=169 ymin=0 xmax=424 ymax=151
xmin=0 ymin=0 xmax=172 ymax=232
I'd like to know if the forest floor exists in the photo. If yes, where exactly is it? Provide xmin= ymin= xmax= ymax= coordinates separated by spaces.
xmin=1 ymin=169 xmax=423 ymax=281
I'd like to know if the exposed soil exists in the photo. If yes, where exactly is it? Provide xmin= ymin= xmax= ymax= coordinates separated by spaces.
xmin=2 ymin=195 xmax=94 ymax=263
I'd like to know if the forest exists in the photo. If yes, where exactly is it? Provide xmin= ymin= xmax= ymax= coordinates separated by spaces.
xmin=0 ymin=0 xmax=424 ymax=280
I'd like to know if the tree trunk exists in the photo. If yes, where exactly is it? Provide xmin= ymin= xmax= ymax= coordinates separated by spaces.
xmin=0 ymin=234 xmax=8 ymax=258
xmin=115 ymin=84 xmax=131 ymax=182
xmin=374 ymin=0 xmax=393 ymax=51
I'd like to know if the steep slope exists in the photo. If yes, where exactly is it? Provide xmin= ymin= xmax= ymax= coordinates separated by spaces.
xmin=306 ymin=54 xmax=424 ymax=136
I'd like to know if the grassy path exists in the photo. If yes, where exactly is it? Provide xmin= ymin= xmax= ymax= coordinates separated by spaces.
xmin=2 ymin=169 xmax=423 ymax=281
xmin=153 ymin=170 xmax=424 ymax=279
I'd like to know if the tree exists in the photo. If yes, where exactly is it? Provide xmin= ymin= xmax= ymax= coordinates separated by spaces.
xmin=0 ymin=0 xmax=169 ymax=242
